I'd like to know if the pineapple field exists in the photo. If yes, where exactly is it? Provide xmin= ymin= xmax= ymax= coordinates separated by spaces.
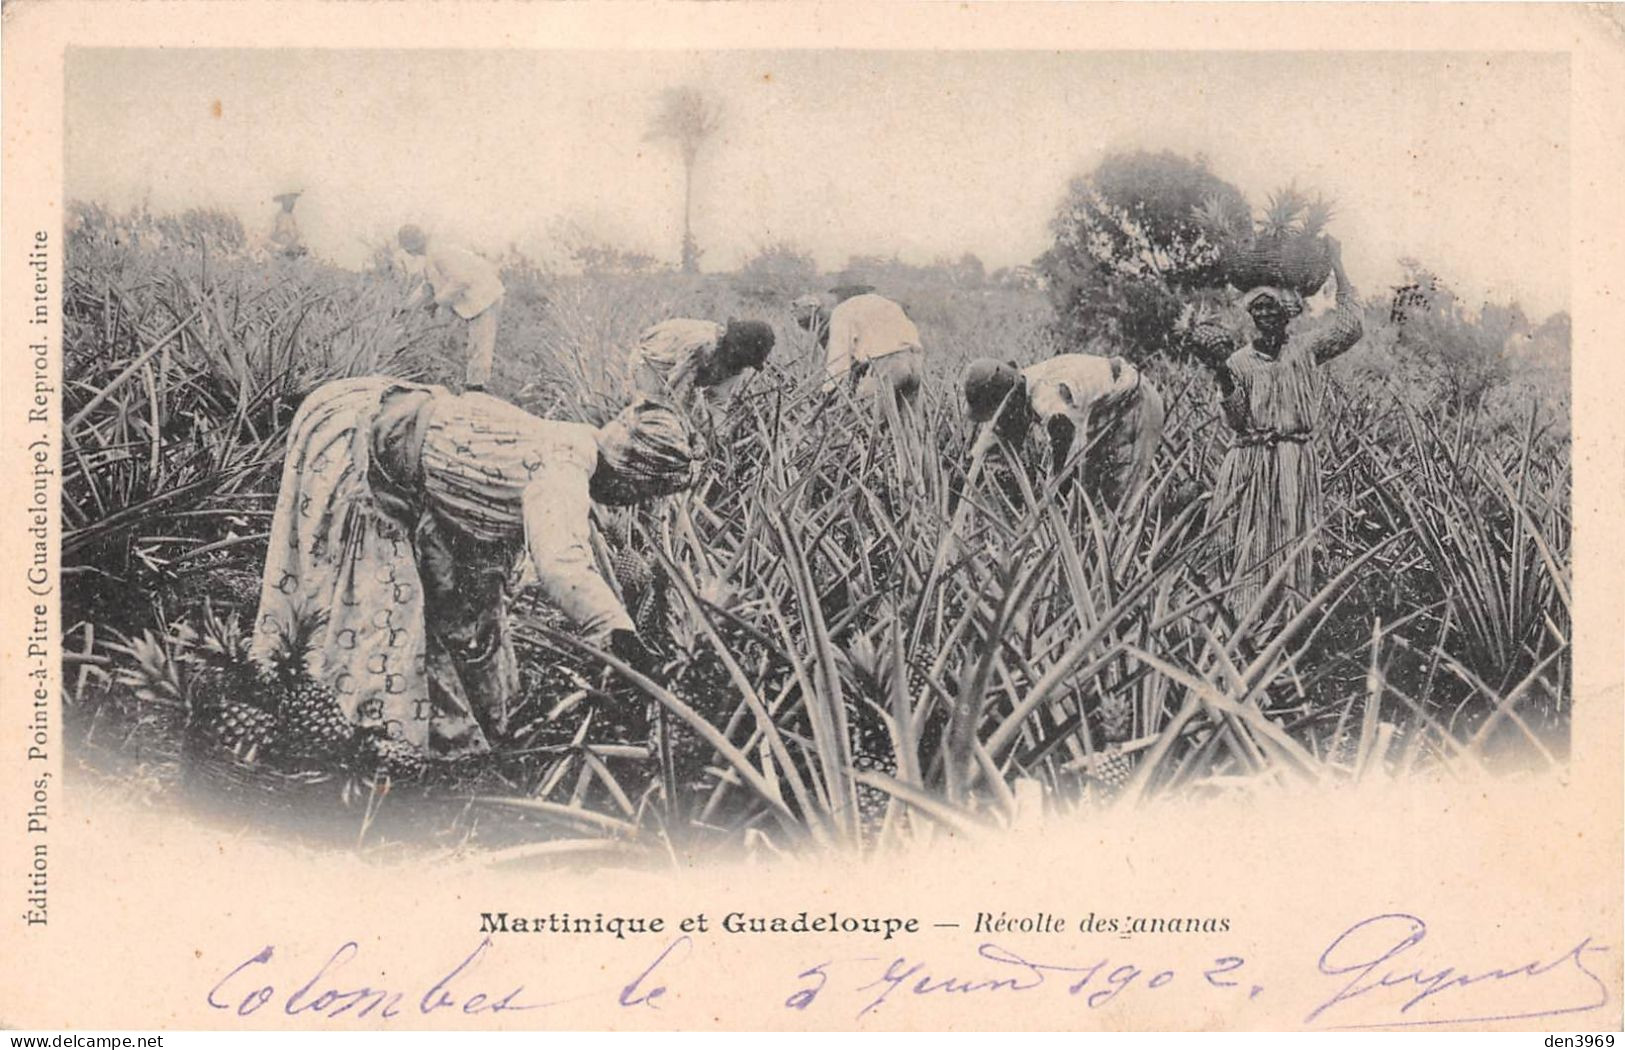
xmin=62 ymin=201 xmax=1572 ymax=866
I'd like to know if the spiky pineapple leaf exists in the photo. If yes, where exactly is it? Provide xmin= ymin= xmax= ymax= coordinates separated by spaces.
xmin=1303 ymin=194 xmax=1337 ymax=238
xmin=263 ymin=599 xmax=330 ymax=689
xmin=1260 ymin=184 xmax=1308 ymax=239
xmin=107 ymin=629 xmax=188 ymax=709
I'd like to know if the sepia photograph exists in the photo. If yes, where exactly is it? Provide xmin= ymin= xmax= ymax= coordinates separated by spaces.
xmin=59 ymin=45 xmax=1573 ymax=855
xmin=2 ymin=2 xmax=1620 ymax=1035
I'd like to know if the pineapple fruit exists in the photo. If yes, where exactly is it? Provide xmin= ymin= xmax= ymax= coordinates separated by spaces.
xmin=851 ymin=725 xmax=897 ymax=839
xmin=1275 ymin=190 xmax=1335 ymax=293
xmin=357 ymin=730 xmax=428 ymax=780
xmin=110 ymin=612 xmax=280 ymax=764
xmin=610 ymin=546 xmax=653 ymax=596
xmin=259 ymin=607 xmax=355 ymax=765
xmin=610 ymin=545 xmax=669 ymax=641
xmin=186 ymin=605 xmax=279 ymax=759
xmin=113 ymin=602 xmax=441 ymax=780
xmin=1090 ymin=692 xmax=1137 ymax=796
xmin=1090 ymin=749 xmax=1136 ymax=795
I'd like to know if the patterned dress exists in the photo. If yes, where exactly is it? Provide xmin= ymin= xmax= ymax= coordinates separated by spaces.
xmin=251 ymin=377 xmax=631 ymax=755
xmin=1207 ymin=301 xmax=1363 ymax=617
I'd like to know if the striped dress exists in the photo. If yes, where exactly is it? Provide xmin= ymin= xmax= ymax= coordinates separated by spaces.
xmin=1210 ymin=303 xmax=1363 ymax=617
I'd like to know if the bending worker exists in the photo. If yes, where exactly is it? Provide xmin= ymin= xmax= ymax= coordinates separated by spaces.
xmin=795 ymin=291 xmax=926 ymax=409
xmin=628 ymin=317 xmax=776 ymax=433
xmin=397 ymin=224 xmax=506 ymax=393
xmin=252 ymin=378 xmax=697 ymax=760
xmin=962 ymin=353 xmax=1165 ymax=510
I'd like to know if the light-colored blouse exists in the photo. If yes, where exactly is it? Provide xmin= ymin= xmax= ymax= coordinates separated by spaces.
xmin=823 ymin=294 xmax=923 ymax=388
xmin=417 ymin=392 xmax=632 ymax=640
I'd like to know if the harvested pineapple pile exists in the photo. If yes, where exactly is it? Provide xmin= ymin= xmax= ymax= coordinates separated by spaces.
xmin=1196 ymin=185 xmax=1338 ymax=296
xmin=111 ymin=602 xmax=427 ymax=784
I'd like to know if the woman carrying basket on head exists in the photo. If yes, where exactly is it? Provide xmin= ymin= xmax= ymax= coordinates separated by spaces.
xmin=1191 ymin=235 xmax=1363 ymax=619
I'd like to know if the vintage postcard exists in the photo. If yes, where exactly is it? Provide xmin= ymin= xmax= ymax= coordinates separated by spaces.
xmin=2 ymin=1 xmax=1621 ymax=1035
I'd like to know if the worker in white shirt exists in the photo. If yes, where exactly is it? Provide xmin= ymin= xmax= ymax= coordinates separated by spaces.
xmin=270 ymin=192 xmax=306 ymax=258
xmin=795 ymin=292 xmax=926 ymax=409
xmin=397 ymin=225 xmax=506 ymax=393
xmin=963 ymin=353 xmax=1165 ymax=510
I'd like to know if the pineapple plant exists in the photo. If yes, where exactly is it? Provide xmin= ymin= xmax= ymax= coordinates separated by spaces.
xmin=1194 ymin=192 xmax=1250 ymax=279
xmin=1194 ymin=192 xmax=1247 ymax=244
xmin=109 ymin=628 xmax=190 ymax=713
xmin=106 ymin=628 xmax=201 ymax=760
xmin=846 ymin=646 xmax=899 ymax=840
xmin=108 ymin=611 xmax=281 ymax=765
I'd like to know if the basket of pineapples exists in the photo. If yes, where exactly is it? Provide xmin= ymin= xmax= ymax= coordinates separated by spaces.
xmin=1196 ymin=186 xmax=1337 ymax=297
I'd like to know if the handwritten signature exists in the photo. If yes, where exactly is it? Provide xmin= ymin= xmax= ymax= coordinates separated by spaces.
xmin=204 ymin=914 xmax=1609 ymax=1028
xmin=1306 ymin=913 xmax=1611 ymax=1028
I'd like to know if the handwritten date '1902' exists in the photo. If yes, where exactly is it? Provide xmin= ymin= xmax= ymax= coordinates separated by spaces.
xmin=204 ymin=913 xmax=1610 ymax=1028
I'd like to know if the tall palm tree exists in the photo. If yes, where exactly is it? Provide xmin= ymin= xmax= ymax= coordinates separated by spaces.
xmin=646 ymin=86 xmax=723 ymax=274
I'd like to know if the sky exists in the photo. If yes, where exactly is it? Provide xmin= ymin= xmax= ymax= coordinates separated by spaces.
xmin=65 ymin=48 xmax=1570 ymax=317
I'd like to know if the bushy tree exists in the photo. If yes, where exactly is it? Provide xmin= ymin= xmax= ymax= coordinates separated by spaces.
xmin=1388 ymin=261 xmax=1514 ymax=412
xmin=1531 ymin=311 xmax=1571 ymax=363
xmin=734 ymin=241 xmax=819 ymax=303
xmin=939 ymin=252 xmax=985 ymax=289
xmin=1037 ymin=150 xmax=1248 ymax=361
xmin=833 ymin=254 xmax=912 ymax=291
xmin=498 ymin=246 xmax=551 ymax=309
xmin=571 ymin=242 xmax=663 ymax=276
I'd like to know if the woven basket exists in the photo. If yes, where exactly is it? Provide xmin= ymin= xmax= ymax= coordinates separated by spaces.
xmin=1221 ymin=233 xmax=1332 ymax=296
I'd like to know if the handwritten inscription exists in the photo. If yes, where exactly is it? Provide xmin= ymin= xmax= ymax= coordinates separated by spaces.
xmin=785 ymin=944 xmax=1256 ymax=1019
xmin=203 ymin=915 xmax=1609 ymax=1028
xmin=207 ymin=935 xmax=693 ymax=1020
